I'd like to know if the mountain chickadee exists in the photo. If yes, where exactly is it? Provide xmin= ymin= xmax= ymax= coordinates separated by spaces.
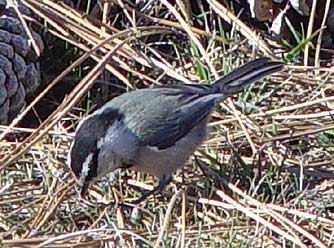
xmin=68 ymin=58 xmax=284 ymax=203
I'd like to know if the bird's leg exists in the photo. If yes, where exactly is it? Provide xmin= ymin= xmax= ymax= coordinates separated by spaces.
xmin=131 ymin=175 xmax=172 ymax=204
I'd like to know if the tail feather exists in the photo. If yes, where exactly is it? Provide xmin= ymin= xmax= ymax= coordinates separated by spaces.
xmin=213 ymin=58 xmax=284 ymax=95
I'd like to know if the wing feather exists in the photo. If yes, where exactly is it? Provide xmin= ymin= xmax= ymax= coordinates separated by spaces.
xmin=112 ymin=86 xmax=221 ymax=150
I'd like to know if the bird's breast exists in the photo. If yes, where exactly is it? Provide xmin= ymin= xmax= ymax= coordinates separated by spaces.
xmin=133 ymin=119 xmax=208 ymax=177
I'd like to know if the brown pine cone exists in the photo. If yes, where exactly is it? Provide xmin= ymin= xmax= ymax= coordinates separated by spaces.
xmin=0 ymin=0 xmax=44 ymax=124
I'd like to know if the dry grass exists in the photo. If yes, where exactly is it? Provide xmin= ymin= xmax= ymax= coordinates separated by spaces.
xmin=0 ymin=0 xmax=334 ymax=247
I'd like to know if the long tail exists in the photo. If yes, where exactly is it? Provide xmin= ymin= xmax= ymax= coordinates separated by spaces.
xmin=212 ymin=58 xmax=284 ymax=95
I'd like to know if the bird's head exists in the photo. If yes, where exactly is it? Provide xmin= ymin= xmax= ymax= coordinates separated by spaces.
xmin=68 ymin=108 xmax=121 ymax=196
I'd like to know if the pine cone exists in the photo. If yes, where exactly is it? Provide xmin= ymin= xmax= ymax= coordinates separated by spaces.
xmin=0 ymin=0 xmax=44 ymax=124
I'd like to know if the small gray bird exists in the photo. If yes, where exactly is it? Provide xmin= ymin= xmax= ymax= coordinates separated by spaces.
xmin=68 ymin=58 xmax=283 ymax=202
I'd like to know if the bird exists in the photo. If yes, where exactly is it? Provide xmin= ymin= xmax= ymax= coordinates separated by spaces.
xmin=68 ymin=57 xmax=284 ymax=203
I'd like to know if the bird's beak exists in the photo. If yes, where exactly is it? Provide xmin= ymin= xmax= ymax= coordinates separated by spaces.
xmin=80 ymin=182 xmax=90 ymax=197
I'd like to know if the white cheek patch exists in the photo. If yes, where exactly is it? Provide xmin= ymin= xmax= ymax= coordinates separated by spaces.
xmin=98 ymin=122 xmax=137 ymax=159
xmin=79 ymin=152 xmax=94 ymax=186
